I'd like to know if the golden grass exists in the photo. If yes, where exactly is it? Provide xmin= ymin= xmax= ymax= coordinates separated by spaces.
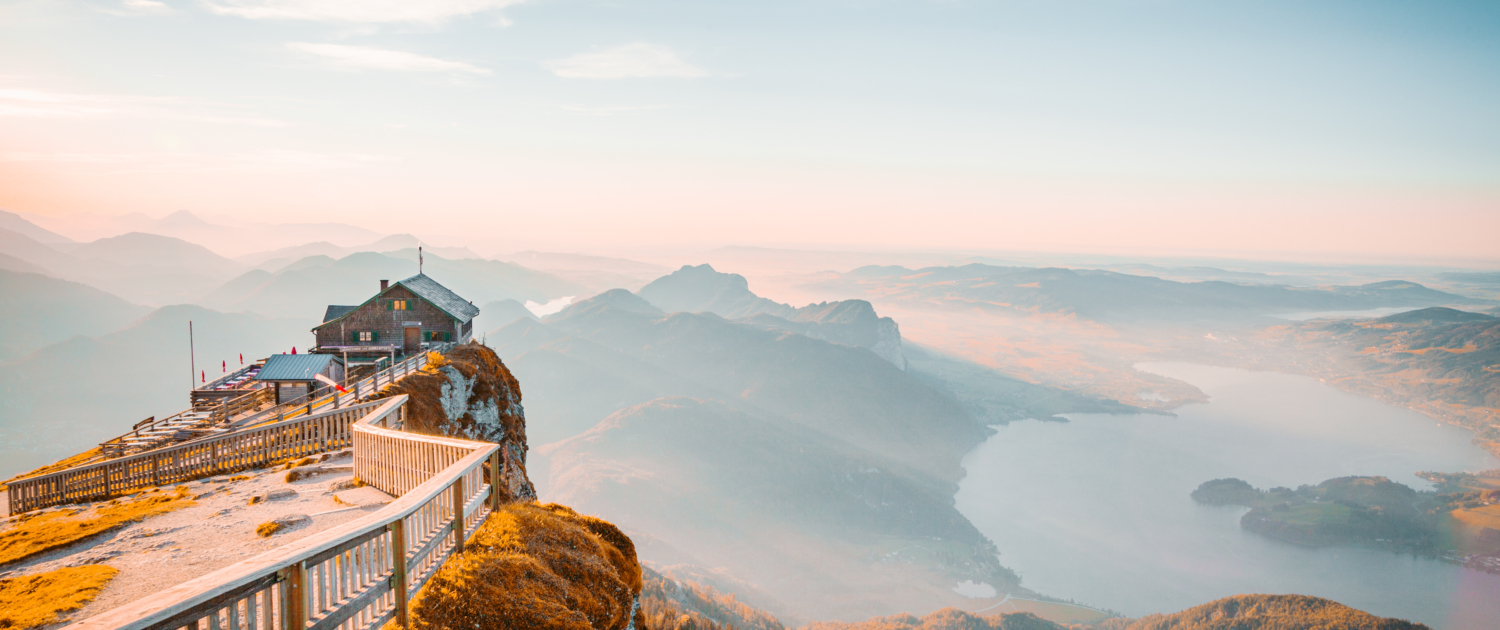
xmin=0 ymin=486 xmax=193 ymax=567
xmin=255 ymin=522 xmax=284 ymax=538
xmin=0 ymin=564 xmax=119 ymax=630
xmin=410 ymin=503 xmax=641 ymax=630
xmin=422 ymin=351 xmax=450 ymax=373
xmin=1451 ymin=505 xmax=1500 ymax=531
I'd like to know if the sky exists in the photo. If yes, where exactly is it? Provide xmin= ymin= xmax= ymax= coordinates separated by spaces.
xmin=1 ymin=0 xmax=1498 ymax=262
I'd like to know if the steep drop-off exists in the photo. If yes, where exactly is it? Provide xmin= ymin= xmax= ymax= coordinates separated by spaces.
xmin=374 ymin=342 xmax=537 ymax=501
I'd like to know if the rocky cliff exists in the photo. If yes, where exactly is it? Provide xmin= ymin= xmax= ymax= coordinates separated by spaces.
xmin=374 ymin=342 xmax=537 ymax=502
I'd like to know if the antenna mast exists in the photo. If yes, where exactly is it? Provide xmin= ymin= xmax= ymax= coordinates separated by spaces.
xmin=419 ymin=245 xmax=423 ymax=274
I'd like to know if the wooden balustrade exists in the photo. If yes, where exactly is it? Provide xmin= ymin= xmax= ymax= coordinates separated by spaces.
xmin=5 ymin=401 xmax=384 ymax=515
xmin=94 ymin=344 xmax=454 ymax=463
xmin=62 ymin=394 xmax=501 ymax=630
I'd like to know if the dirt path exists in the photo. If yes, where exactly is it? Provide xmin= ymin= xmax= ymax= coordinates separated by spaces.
xmin=0 ymin=451 xmax=394 ymax=625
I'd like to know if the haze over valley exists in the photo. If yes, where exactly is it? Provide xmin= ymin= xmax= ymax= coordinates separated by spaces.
xmin=3 ymin=2 xmax=1499 ymax=629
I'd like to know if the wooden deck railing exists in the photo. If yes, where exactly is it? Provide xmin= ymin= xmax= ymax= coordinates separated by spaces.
xmin=64 ymin=394 xmax=504 ymax=630
xmin=6 ymin=401 xmax=382 ymax=514
xmin=98 ymin=344 xmax=454 ymax=460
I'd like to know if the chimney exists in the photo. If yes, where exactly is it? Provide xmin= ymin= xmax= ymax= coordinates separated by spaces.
xmin=380 ymin=279 xmax=389 ymax=291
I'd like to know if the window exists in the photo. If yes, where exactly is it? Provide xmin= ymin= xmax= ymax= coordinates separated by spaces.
xmin=358 ymin=331 xmax=374 ymax=342
xmin=391 ymin=300 xmax=409 ymax=310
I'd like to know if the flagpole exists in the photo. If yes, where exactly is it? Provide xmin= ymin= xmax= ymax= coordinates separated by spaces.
xmin=189 ymin=320 xmax=196 ymax=395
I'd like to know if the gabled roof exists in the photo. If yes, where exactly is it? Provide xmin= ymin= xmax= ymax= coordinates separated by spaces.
xmin=323 ymin=305 xmax=357 ymax=322
xmin=397 ymin=273 xmax=480 ymax=324
xmin=313 ymin=273 xmax=480 ymax=331
xmin=257 ymin=354 xmax=339 ymax=381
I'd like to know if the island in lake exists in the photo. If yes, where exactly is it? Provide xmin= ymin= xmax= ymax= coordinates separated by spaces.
xmin=1192 ymin=473 xmax=1500 ymax=573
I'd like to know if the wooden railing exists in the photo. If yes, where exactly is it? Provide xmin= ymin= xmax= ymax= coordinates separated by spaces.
xmin=6 ymin=401 xmax=382 ymax=514
xmin=64 ymin=394 xmax=503 ymax=630
xmin=97 ymin=344 xmax=454 ymax=459
xmin=10 ymin=344 xmax=460 ymax=515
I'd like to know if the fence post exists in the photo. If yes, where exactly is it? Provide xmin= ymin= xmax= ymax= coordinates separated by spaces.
xmin=451 ymin=477 xmax=465 ymax=554
xmin=489 ymin=449 xmax=503 ymax=513
xmin=391 ymin=519 xmax=409 ymax=628
xmin=281 ymin=561 xmax=307 ymax=630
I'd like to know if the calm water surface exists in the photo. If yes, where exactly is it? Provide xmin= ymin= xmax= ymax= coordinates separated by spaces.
xmin=955 ymin=363 xmax=1500 ymax=630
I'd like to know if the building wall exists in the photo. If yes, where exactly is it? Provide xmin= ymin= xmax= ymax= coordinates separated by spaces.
xmin=313 ymin=286 xmax=464 ymax=351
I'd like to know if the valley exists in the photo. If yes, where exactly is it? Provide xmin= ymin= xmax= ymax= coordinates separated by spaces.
xmin=3 ymin=213 xmax=1497 ymax=629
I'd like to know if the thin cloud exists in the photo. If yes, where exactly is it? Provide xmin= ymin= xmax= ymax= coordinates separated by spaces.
xmin=105 ymin=0 xmax=173 ymax=15
xmin=204 ymin=0 xmax=525 ymax=24
xmin=0 ymin=88 xmax=288 ymax=126
xmin=560 ymin=104 xmax=672 ymax=117
xmin=544 ymin=43 xmax=709 ymax=79
xmin=286 ymin=43 xmax=490 ymax=74
xmin=0 ymin=150 xmax=394 ymax=173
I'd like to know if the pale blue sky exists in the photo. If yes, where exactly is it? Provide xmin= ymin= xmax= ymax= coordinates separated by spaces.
xmin=2 ymin=0 xmax=1497 ymax=258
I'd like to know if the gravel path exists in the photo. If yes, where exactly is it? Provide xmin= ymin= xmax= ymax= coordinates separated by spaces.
xmin=0 ymin=450 xmax=394 ymax=625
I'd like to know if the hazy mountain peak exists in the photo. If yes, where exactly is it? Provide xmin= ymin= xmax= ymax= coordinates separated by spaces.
xmin=0 ymin=209 xmax=73 ymax=243
xmin=363 ymin=233 xmax=420 ymax=251
xmin=548 ymin=288 xmax=664 ymax=322
xmin=637 ymin=263 xmax=788 ymax=319
xmin=1376 ymin=306 xmax=1495 ymax=324
xmin=157 ymin=210 xmax=213 ymax=228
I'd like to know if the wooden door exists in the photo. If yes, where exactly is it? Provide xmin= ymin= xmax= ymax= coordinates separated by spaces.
xmin=404 ymin=326 xmax=420 ymax=354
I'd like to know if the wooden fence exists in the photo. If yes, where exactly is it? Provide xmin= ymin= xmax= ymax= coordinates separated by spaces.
xmin=63 ymin=394 xmax=504 ymax=630
xmin=6 ymin=400 xmax=385 ymax=514
xmin=99 ymin=344 xmax=454 ymax=458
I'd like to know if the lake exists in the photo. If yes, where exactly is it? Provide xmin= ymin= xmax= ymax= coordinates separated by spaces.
xmin=955 ymin=362 xmax=1500 ymax=630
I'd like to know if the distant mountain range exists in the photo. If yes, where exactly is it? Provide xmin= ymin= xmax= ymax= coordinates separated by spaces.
xmin=1269 ymin=307 xmax=1500 ymax=456
xmin=639 ymin=264 xmax=906 ymax=367
xmin=0 ymin=270 xmax=151 ymax=361
xmin=198 ymin=250 xmax=581 ymax=320
xmin=488 ymin=281 xmax=1134 ymax=622
xmin=2 ymin=227 xmax=245 ymax=305
xmin=236 ymin=234 xmax=481 ymax=271
xmin=0 ymin=305 xmax=314 ymax=478
xmin=814 ymin=264 xmax=1486 ymax=322
xmin=14 ymin=210 xmax=387 ymax=257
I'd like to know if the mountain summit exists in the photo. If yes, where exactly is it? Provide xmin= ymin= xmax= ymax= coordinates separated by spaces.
xmin=638 ymin=264 xmax=905 ymax=367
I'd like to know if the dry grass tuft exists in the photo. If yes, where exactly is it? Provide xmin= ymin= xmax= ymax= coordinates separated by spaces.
xmin=283 ymin=457 xmax=317 ymax=470
xmin=410 ymin=502 xmax=642 ymax=630
xmin=0 ymin=565 xmax=119 ymax=630
xmin=0 ymin=486 xmax=193 ymax=567
xmin=255 ymin=522 xmax=284 ymax=538
xmin=422 ymin=351 xmax=450 ymax=373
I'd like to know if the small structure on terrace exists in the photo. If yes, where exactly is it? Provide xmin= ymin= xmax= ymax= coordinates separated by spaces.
xmin=255 ymin=352 xmax=345 ymax=404
xmin=312 ymin=274 xmax=480 ymax=357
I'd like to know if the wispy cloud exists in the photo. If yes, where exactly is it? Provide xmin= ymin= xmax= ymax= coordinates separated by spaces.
xmin=560 ymin=104 xmax=672 ymax=117
xmin=101 ymin=0 xmax=174 ymax=15
xmin=286 ymin=43 xmax=490 ymax=74
xmin=0 ymin=150 xmax=393 ymax=173
xmin=544 ymin=43 xmax=708 ymax=79
xmin=204 ymin=0 xmax=524 ymax=25
xmin=0 ymin=88 xmax=288 ymax=126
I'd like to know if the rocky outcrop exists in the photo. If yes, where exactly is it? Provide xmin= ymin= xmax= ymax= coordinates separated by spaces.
xmin=411 ymin=502 xmax=644 ymax=630
xmin=374 ymin=342 xmax=536 ymax=502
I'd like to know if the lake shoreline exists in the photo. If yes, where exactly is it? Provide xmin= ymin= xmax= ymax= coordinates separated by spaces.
xmin=954 ymin=362 xmax=1500 ymax=629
